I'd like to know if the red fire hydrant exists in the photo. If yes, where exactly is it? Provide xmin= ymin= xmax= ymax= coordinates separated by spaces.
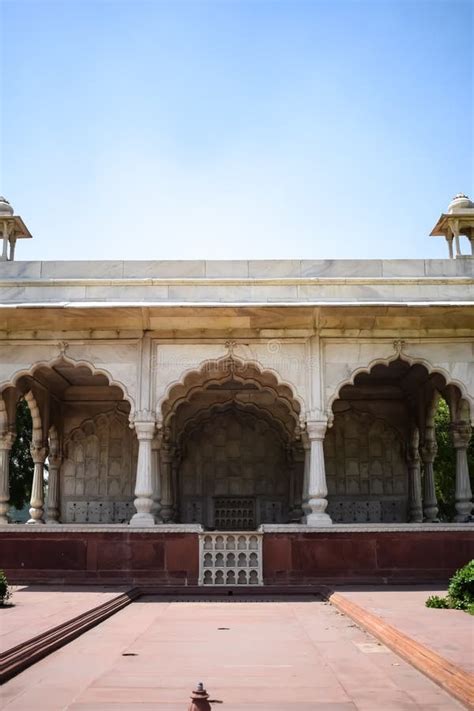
xmin=188 ymin=682 xmax=212 ymax=711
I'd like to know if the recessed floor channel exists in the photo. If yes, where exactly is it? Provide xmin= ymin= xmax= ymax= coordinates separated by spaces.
xmin=1 ymin=595 xmax=465 ymax=710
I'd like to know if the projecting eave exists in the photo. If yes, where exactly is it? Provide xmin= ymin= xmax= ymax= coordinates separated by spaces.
xmin=1 ymin=300 xmax=474 ymax=308
xmin=430 ymin=212 xmax=474 ymax=237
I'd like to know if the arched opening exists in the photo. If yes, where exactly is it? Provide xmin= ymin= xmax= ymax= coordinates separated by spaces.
xmin=327 ymin=358 xmax=472 ymax=523
xmin=434 ymin=397 xmax=474 ymax=521
xmin=8 ymin=398 xmax=34 ymax=522
xmin=1 ymin=358 xmax=136 ymax=524
xmin=160 ymin=357 xmax=303 ymax=529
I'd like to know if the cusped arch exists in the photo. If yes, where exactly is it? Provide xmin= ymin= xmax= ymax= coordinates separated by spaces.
xmin=0 ymin=396 xmax=7 ymax=435
xmin=0 ymin=354 xmax=136 ymax=416
xmin=177 ymin=400 xmax=292 ymax=449
xmin=326 ymin=353 xmax=473 ymax=424
xmin=24 ymin=390 xmax=42 ymax=444
xmin=159 ymin=355 xmax=304 ymax=428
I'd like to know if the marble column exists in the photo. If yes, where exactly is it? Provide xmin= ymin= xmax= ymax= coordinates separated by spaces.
xmin=421 ymin=437 xmax=439 ymax=523
xmin=300 ymin=437 xmax=311 ymax=523
xmin=160 ymin=445 xmax=174 ymax=523
xmin=151 ymin=436 xmax=162 ymax=523
xmin=27 ymin=443 xmax=48 ymax=524
xmin=451 ymin=421 xmax=473 ymax=522
xmin=171 ymin=451 xmax=180 ymax=522
xmin=304 ymin=421 xmax=332 ymax=526
xmin=288 ymin=447 xmax=303 ymax=521
xmin=407 ymin=429 xmax=423 ymax=523
xmin=0 ymin=432 xmax=15 ymax=524
xmin=130 ymin=413 xmax=156 ymax=527
xmin=46 ymin=451 xmax=62 ymax=524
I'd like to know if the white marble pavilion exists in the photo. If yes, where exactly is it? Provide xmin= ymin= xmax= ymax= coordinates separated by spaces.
xmin=0 ymin=195 xmax=472 ymax=531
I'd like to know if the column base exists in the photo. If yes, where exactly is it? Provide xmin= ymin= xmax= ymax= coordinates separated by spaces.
xmin=306 ymin=512 xmax=333 ymax=526
xmin=130 ymin=513 xmax=155 ymax=527
xmin=26 ymin=518 xmax=45 ymax=525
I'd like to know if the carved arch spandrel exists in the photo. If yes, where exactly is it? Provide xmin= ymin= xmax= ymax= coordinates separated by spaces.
xmin=156 ymin=352 xmax=305 ymax=422
xmin=0 ymin=354 xmax=136 ymax=418
xmin=325 ymin=344 xmax=473 ymax=424
xmin=159 ymin=356 xmax=304 ymax=431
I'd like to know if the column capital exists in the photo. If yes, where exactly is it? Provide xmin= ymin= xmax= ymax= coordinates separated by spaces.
xmin=305 ymin=420 xmax=327 ymax=441
xmin=48 ymin=452 xmax=62 ymax=468
xmin=406 ymin=443 xmax=421 ymax=465
xmin=421 ymin=439 xmax=438 ymax=464
xmin=133 ymin=409 xmax=156 ymax=423
xmin=30 ymin=443 xmax=48 ymax=464
xmin=0 ymin=431 xmax=15 ymax=451
xmin=161 ymin=444 xmax=175 ymax=464
xmin=450 ymin=421 xmax=472 ymax=450
xmin=133 ymin=414 xmax=156 ymax=441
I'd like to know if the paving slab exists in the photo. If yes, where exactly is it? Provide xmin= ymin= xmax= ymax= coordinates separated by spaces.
xmin=330 ymin=586 xmax=474 ymax=676
xmin=0 ymin=597 xmax=465 ymax=710
xmin=0 ymin=585 xmax=130 ymax=653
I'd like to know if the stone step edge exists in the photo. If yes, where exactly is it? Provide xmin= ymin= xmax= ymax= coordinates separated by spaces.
xmin=325 ymin=588 xmax=474 ymax=710
xmin=0 ymin=587 xmax=141 ymax=684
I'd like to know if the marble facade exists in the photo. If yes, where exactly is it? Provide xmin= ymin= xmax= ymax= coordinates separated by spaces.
xmin=0 ymin=255 xmax=472 ymax=529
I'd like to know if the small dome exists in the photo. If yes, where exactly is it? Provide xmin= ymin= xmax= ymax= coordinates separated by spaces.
xmin=0 ymin=196 xmax=13 ymax=216
xmin=448 ymin=193 xmax=474 ymax=213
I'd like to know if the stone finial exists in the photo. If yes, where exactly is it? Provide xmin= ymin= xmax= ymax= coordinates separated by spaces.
xmin=448 ymin=193 xmax=474 ymax=214
xmin=0 ymin=197 xmax=13 ymax=216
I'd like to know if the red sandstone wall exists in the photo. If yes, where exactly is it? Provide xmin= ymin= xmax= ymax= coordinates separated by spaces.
xmin=1 ymin=531 xmax=200 ymax=585
xmin=263 ymin=531 xmax=474 ymax=584
xmin=1 ymin=530 xmax=473 ymax=585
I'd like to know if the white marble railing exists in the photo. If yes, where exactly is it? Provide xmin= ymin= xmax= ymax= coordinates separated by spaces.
xmin=198 ymin=532 xmax=263 ymax=586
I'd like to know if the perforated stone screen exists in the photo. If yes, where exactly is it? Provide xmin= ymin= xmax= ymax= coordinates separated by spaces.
xmin=198 ymin=532 xmax=263 ymax=586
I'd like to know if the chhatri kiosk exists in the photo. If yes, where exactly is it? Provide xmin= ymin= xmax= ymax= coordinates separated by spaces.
xmin=0 ymin=195 xmax=473 ymax=586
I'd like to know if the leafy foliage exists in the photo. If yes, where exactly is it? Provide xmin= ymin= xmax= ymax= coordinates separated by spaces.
xmin=425 ymin=594 xmax=449 ymax=609
xmin=425 ymin=560 xmax=474 ymax=614
xmin=0 ymin=570 xmax=11 ymax=605
xmin=434 ymin=399 xmax=474 ymax=521
xmin=9 ymin=399 xmax=34 ymax=510
xmin=447 ymin=559 xmax=474 ymax=611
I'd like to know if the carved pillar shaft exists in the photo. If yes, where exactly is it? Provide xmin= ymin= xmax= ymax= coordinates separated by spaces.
xmin=451 ymin=421 xmax=473 ymax=523
xmin=171 ymin=455 xmax=180 ymax=521
xmin=160 ymin=447 xmax=174 ymax=523
xmin=421 ymin=437 xmax=439 ymax=523
xmin=46 ymin=454 xmax=61 ymax=524
xmin=0 ymin=432 xmax=15 ymax=524
xmin=28 ymin=444 xmax=48 ymax=524
xmin=151 ymin=439 xmax=162 ymax=523
xmin=407 ymin=430 xmax=422 ymax=523
xmin=300 ymin=440 xmax=311 ymax=522
xmin=130 ymin=414 xmax=156 ymax=527
xmin=305 ymin=421 xmax=332 ymax=526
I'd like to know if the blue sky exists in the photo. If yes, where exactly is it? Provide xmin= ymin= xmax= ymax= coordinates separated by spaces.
xmin=1 ymin=0 xmax=472 ymax=261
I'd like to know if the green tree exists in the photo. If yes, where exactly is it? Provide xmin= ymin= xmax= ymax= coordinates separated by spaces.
xmin=434 ymin=398 xmax=474 ymax=521
xmin=8 ymin=398 xmax=34 ymax=510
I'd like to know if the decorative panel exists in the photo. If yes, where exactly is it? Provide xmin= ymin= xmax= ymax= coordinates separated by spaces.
xmin=199 ymin=532 xmax=263 ymax=585
xmin=180 ymin=411 xmax=288 ymax=527
xmin=324 ymin=409 xmax=408 ymax=523
xmin=62 ymin=410 xmax=138 ymax=523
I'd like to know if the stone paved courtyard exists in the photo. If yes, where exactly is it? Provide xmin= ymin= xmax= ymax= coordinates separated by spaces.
xmin=1 ymin=595 xmax=467 ymax=710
